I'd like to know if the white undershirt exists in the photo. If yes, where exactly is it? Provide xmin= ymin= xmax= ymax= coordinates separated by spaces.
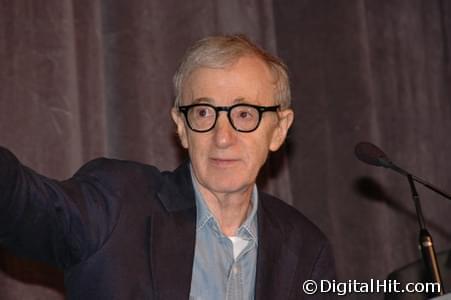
xmin=228 ymin=236 xmax=249 ymax=260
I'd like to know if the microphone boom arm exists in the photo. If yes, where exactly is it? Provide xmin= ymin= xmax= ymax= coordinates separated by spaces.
xmin=382 ymin=161 xmax=451 ymax=201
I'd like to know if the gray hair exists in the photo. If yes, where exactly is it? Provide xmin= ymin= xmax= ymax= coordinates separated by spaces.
xmin=173 ymin=34 xmax=291 ymax=109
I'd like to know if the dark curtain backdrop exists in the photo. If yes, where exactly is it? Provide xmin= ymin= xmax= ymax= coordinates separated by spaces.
xmin=0 ymin=0 xmax=450 ymax=299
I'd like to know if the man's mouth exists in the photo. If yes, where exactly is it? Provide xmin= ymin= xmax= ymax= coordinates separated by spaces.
xmin=209 ymin=158 xmax=239 ymax=167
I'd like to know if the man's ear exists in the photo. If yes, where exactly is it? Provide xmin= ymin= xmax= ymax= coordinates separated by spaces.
xmin=171 ymin=107 xmax=189 ymax=149
xmin=269 ymin=108 xmax=294 ymax=152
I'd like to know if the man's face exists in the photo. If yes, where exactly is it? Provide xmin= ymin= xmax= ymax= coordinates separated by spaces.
xmin=172 ymin=55 xmax=293 ymax=196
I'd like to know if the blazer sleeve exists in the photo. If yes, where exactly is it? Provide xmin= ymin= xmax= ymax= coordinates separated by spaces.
xmin=0 ymin=146 xmax=120 ymax=269
xmin=311 ymin=240 xmax=336 ymax=282
xmin=305 ymin=240 xmax=337 ymax=299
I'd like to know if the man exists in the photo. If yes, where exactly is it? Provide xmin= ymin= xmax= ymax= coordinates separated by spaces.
xmin=0 ymin=35 xmax=335 ymax=299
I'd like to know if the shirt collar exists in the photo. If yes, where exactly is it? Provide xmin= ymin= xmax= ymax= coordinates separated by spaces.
xmin=190 ymin=164 xmax=258 ymax=242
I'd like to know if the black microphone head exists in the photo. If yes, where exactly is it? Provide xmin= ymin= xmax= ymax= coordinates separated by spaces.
xmin=354 ymin=142 xmax=390 ymax=167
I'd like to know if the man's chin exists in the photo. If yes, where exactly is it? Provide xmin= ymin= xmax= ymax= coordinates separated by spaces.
xmin=200 ymin=180 xmax=252 ymax=196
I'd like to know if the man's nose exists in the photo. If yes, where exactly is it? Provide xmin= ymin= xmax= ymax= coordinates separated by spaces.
xmin=213 ymin=113 xmax=236 ymax=148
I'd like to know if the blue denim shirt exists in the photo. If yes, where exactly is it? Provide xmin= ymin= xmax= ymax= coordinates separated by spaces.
xmin=189 ymin=168 xmax=258 ymax=300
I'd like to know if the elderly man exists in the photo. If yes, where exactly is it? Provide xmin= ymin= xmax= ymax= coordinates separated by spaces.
xmin=0 ymin=35 xmax=335 ymax=299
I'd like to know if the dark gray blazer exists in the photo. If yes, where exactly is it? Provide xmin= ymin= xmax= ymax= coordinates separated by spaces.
xmin=0 ymin=146 xmax=335 ymax=299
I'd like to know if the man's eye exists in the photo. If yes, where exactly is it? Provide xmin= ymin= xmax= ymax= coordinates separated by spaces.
xmin=195 ymin=108 xmax=212 ymax=118
xmin=239 ymin=111 xmax=249 ymax=118
xmin=237 ymin=110 xmax=254 ymax=119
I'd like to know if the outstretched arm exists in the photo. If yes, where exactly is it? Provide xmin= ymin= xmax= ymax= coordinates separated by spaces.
xmin=0 ymin=146 xmax=119 ymax=269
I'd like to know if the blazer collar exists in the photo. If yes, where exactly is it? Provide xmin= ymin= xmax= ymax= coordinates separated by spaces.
xmin=156 ymin=161 xmax=196 ymax=212
xmin=148 ymin=161 xmax=197 ymax=299
xmin=255 ymin=191 xmax=299 ymax=300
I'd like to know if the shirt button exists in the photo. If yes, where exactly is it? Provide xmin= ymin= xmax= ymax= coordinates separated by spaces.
xmin=233 ymin=266 xmax=239 ymax=274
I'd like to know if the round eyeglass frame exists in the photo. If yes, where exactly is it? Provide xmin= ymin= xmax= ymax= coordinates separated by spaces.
xmin=178 ymin=103 xmax=280 ymax=133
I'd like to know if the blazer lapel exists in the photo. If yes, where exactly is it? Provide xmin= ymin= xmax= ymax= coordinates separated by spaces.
xmin=148 ymin=162 xmax=197 ymax=299
xmin=255 ymin=193 xmax=299 ymax=300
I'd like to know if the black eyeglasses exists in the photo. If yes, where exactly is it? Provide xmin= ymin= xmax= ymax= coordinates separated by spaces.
xmin=178 ymin=103 xmax=280 ymax=133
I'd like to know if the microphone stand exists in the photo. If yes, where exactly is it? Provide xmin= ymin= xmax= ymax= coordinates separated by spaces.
xmin=407 ymin=174 xmax=444 ymax=297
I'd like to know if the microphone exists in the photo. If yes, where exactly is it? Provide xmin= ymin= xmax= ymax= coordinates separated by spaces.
xmin=354 ymin=141 xmax=391 ymax=167
xmin=354 ymin=142 xmax=408 ymax=175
